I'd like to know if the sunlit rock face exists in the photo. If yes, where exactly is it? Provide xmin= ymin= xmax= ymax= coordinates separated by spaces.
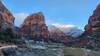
xmin=20 ymin=12 xmax=49 ymax=38
xmin=0 ymin=1 xmax=15 ymax=29
xmin=85 ymin=4 xmax=100 ymax=33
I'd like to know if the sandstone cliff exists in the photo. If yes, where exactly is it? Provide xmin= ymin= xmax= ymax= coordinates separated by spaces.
xmin=0 ymin=1 xmax=15 ymax=29
xmin=20 ymin=12 xmax=49 ymax=39
xmin=85 ymin=4 xmax=100 ymax=33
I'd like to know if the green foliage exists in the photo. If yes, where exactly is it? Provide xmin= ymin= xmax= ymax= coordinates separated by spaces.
xmin=85 ymin=32 xmax=100 ymax=51
xmin=90 ymin=32 xmax=100 ymax=39
xmin=0 ymin=28 xmax=21 ymax=43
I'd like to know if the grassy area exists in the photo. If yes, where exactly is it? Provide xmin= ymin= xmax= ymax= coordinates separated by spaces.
xmin=63 ymin=47 xmax=100 ymax=56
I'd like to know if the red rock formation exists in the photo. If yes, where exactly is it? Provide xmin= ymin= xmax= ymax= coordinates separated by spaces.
xmin=0 ymin=1 xmax=15 ymax=29
xmin=85 ymin=4 xmax=100 ymax=33
xmin=49 ymin=27 xmax=73 ymax=43
xmin=80 ymin=4 xmax=100 ymax=47
xmin=20 ymin=12 xmax=49 ymax=38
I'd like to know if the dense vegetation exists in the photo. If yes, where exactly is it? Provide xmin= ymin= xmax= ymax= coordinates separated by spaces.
xmin=84 ymin=32 xmax=100 ymax=51
xmin=0 ymin=28 xmax=22 ymax=44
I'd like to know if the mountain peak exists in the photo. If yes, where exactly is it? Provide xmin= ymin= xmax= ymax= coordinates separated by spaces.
xmin=30 ymin=12 xmax=44 ymax=17
xmin=85 ymin=4 xmax=100 ymax=33
xmin=92 ymin=4 xmax=100 ymax=16
xmin=23 ymin=12 xmax=45 ymax=24
xmin=20 ymin=12 xmax=49 ymax=38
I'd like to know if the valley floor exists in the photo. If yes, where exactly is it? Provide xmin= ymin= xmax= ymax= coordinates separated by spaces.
xmin=0 ymin=42 xmax=100 ymax=56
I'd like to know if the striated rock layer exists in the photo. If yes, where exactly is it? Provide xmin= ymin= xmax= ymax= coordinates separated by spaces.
xmin=85 ymin=4 xmax=100 ymax=33
xmin=20 ymin=12 xmax=49 ymax=38
xmin=0 ymin=1 xmax=15 ymax=29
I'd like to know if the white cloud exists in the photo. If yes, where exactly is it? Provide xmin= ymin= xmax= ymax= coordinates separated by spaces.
xmin=52 ymin=23 xmax=76 ymax=29
xmin=46 ymin=19 xmax=76 ymax=28
xmin=13 ymin=13 xmax=29 ymax=26
xmin=46 ymin=20 xmax=57 ymax=25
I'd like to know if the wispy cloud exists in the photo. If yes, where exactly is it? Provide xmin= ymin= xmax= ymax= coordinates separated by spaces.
xmin=46 ymin=20 xmax=58 ymax=25
xmin=13 ymin=13 xmax=29 ymax=26
xmin=52 ymin=23 xmax=76 ymax=28
xmin=46 ymin=20 xmax=76 ymax=28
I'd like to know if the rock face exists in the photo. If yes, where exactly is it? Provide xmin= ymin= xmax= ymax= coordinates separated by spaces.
xmin=79 ymin=4 xmax=100 ymax=49
xmin=48 ymin=25 xmax=73 ymax=43
xmin=0 ymin=1 xmax=15 ymax=29
xmin=85 ymin=4 xmax=100 ymax=33
xmin=20 ymin=12 xmax=49 ymax=39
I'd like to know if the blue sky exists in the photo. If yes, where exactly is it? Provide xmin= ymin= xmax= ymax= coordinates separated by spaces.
xmin=2 ymin=0 xmax=100 ymax=30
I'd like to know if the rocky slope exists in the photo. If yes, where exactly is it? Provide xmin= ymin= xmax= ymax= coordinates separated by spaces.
xmin=85 ymin=4 xmax=100 ymax=33
xmin=0 ymin=1 xmax=23 ymax=44
xmin=0 ymin=1 xmax=15 ymax=29
xmin=78 ymin=4 xmax=100 ymax=50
